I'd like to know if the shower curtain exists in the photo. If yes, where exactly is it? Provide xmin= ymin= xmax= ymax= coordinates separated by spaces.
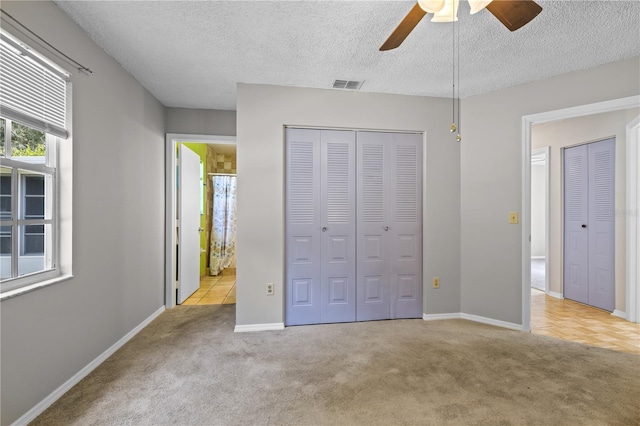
xmin=209 ymin=175 xmax=237 ymax=275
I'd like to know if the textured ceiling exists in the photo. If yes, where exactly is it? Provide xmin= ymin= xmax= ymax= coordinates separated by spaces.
xmin=55 ymin=1 xmax=640 ymax=111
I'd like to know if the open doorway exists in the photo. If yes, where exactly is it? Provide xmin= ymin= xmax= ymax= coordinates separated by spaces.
xmin=165 ymin=134 xmax=237 ymax=308
xmin=530 ymin=147 xmax=549 ymax=293
xmin=522 ymin=96 xmax=640 ymax=354
xmin=182 ymin=143 xmax=237 ymax=305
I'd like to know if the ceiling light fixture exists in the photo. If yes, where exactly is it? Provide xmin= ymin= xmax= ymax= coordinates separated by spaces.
xmin=380 ymin=0 xmax=542 ymax=51
xmin=417 ymin=0 xmax=492 ymax=22
xmin=431 ymin=0 xmax=460 ymax=22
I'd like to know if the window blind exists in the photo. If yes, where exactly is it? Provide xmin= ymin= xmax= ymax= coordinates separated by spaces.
xmin=0 ymin=31 xmax=69 ymax=139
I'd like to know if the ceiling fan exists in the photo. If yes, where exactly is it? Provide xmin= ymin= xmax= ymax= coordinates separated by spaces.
xmin=380 ymin=0 xmax=543 ymax=51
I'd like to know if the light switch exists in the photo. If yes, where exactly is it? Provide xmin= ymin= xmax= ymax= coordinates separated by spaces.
xmin=509 ymin=212 xmax=519 ymax=224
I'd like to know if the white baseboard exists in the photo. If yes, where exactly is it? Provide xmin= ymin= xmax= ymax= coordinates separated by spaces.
xmin=612 ymin=310 xmax=627 ymax=320
xmin=460 ymin=313 xmax=524 ymax=331
xmin=547 ymin=291 xmax=564 ymax=299
xmin=423 ymin=313 xmax=461 ymax=321
xmin=423 ymin=312 xmax=523 ymax=331
xmin=12 ymin=306 xmax=165 ymax=426
xmin=531 ymin=256 xmax=546 ymax=260
xmin=234 ymin=322 xmax=285 ymax=332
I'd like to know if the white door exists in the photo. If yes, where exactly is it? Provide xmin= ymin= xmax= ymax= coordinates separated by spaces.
xmin=356 ymin=131 xmax=423 ymax=321
xmin=285 ymin=129 xmax=422 ymax=325
xmin=320 ymin=130 xmax=357 ymax=323
xmin=285 ymin=128 xmax=322 ymax=325
xmin=178 ymin=144 xmax=201 ymax=304
xmin=563 ymin=138 xmax=615 ymax=311
xmin=563 ymin=144 xmax=589 ymax=305
xmin=285 ymin=128 xmax=356 ymax=325
xmin=388 ymin=134 xmax=423 ymax=319
xmin=586 ymin=138 xmax=615 ymax=311
xmin=356 ymin=132 xmax=391 ymax=321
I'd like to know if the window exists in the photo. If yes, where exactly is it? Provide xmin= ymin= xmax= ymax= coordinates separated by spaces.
xmin=0 ymin=29 xmax=70 ymax=293
xmin=0 ymin=119 xmax=56 ymax=283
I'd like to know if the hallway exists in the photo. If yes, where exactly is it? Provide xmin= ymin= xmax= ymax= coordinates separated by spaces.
xmin=531 ymin=289 xmax=640 ymax=354
xmin=182 ymin=271 xmax=236 ymax=305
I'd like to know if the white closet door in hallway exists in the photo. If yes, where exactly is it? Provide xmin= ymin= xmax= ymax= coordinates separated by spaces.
xmin=285 ymin=128 xmax=422 ymax=326
xmin=356 ymin=131 xmax=423 ymax=321
xmin=563 ymin=138 xmax=615 ymax=312
xmin=286 ymin=128 xmax=357 ymax=325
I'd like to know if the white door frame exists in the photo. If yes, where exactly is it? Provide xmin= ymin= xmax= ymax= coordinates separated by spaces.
xmin=626 ymin=116 xmax=640 ymax=323
xmin=521 ymin=95 xmax=640 ymax=331
xmin=531 ymin=146 xmax=550 ymax=293
xmin=165 ymin=133 xmax=237 ymax=309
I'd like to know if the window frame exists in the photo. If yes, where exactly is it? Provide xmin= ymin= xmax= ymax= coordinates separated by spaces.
xmin=0 ymin=29 xmax=72 ymax=298
xmin=0 ymin=122 xmax=59 ymax=291
xmin=21 ymin=174 xmax=49 ymax=256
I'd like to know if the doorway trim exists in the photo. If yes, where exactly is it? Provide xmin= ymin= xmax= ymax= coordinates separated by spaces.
xmin=165 ymin=133 xmax=237 ymax=309
xmin=626 ymin=116 xmax=640 ymax=323
xmin=521 ymin=95 xmax=640 ymax=331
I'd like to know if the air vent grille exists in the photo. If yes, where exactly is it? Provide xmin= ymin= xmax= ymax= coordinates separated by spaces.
xmin=332 ymin=80 xmax=363 ymax=90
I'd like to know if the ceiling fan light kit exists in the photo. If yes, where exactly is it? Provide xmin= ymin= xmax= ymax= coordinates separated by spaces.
xmin=417 ymin=0 xmax=445 ymax=14
xmin=418 ymin=0 xmax=492 ymax=17
xmin=380 ymin=0 xmax=543 ymax=51
xmin=380 ymin=0 xmax=543 ymax=142
xmin=468 ymin=0 xmax=494 ymax=14
xmin=430 ymin=0 xmax=460 ymax=23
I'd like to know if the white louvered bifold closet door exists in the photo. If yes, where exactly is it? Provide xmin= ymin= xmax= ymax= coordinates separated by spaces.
xmin=563 ymin=144 xmax=590 ymax=305
xmin=286 ymin=128 xmax=322 ymax=325
xmin=563 ymin=138 xmax=615 ymax=312
xmin=356 ymin=132 xmax=390 ymax=321
xmin=388 ymin=134 xmax=423 ymax=319
xmin=356 ymin=132 xmax=423 ymax=321
xmin=587 ymin=138 xmax=615 ymax=312
xmin=320 ymin=131 xmax=357 ymax=323
xmin=285 ymin=128 xmax=356 ymax=325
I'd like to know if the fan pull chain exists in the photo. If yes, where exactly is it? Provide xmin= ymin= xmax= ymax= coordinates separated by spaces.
xmin=450 ymin=4 xmax=456 ymax=135
xmin=456 ymin=13 xmax=461 ymax=143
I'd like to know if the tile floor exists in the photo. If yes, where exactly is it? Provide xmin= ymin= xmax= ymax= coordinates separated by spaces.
xmin=531 ymin=288 xmax=640 ymax=354
xmin=181 ymin=272 xmax=236 ymax=305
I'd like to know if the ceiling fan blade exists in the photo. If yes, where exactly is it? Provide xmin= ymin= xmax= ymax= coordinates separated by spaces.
xmin=486 ymin=0 xmax=542 ymax=32
xmin=380 ymin=3 xmax=427 ymax=51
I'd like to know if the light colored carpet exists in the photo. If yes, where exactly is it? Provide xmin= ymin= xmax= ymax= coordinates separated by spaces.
xmin=32 ymin=305 xmax=639 ymax=425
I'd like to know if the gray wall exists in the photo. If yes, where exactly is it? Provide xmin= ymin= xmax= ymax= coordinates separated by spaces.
xmin=532 ymin=108 xmax=639 ymax=311
xmin=1 ymin=2 xmax=637 ymax=423
xmin=236 ymin=84 xmax=461 ymax=326
xmin=165 ymin=107 xmax=236 ymax=136
xmin=461 ymin=57 xmax=640 ymax=324
xmin=0 ymin=2 xmax=166 ymax=424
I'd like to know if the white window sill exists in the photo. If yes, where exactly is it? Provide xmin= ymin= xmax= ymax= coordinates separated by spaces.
xmin=0 ymin=274 xmax=74 ymax=301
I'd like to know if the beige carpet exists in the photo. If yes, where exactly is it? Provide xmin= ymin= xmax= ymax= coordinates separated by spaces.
xmin=32 ymin=305 xmax=639 ymax=425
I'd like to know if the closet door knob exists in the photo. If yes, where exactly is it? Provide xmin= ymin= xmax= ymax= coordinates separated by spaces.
xmin=384 ymin=226 xmax=389 ymax=231
xmin=322 ymin=227 xmax=327 ymax=232
xmin=581 ymin=224 xmax=587 ymax=228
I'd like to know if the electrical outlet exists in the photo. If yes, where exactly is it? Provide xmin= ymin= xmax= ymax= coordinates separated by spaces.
xmin=433 ymin=277 xmax=440 ymax=289
xmin=266 ymin=283 xmax=274 ymax=296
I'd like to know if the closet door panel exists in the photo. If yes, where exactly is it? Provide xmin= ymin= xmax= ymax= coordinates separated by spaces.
xmin=587 ymin=138 xmax=615 ymax=311
xmin=563 ymin=144 xmax=589 ymax=305
xmin=320 ymin=130 xmax=356 ymax=323
xmin=356 ymin=132 xmax=391 ymax=321
xmin=286 ymin=128 xmax=322 ymax=325
xmin=389 ymin=133 xmax=423 ymax=319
